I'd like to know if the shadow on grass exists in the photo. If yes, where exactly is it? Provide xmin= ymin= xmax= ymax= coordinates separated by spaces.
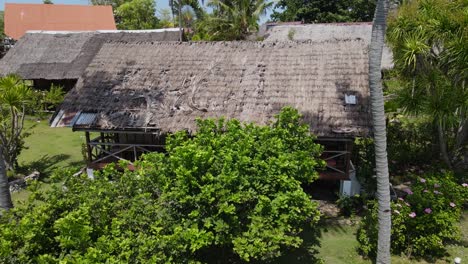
xmin=18 ymin=154 xmax=83 ymax=178
xmin=275 ymin=225 xmax=323 ymax=264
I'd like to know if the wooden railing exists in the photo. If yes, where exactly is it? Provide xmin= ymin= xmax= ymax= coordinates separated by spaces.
xmin=86 ymin=134 xmax=163 ymax=167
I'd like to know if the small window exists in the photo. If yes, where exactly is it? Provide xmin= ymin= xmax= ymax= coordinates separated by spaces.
xmin=345 ymin=94 xmax=357 ymax=105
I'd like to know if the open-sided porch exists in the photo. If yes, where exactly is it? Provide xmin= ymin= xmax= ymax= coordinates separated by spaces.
xmin=83 ymin=131 xmax=355 ymax=181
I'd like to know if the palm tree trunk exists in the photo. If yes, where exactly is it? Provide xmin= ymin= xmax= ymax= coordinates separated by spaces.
xmin=178 ymin=0 xmax=183 ymax=41
xmin=369 ymin=0 xmax=391 ymax=263
xmin=0 ymin=147 xmax=13 ymax=213
xmin=437 ymin=119 xmax=453 ymax=169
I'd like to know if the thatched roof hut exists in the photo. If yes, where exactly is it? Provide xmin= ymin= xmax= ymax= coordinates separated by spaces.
xmin=53 ymin=39 xmax=371 ymax=138
xmin=0 ymin=29 xmax=182 ymax=81
xmin=262 ymin=22 xmax=393 ymax=70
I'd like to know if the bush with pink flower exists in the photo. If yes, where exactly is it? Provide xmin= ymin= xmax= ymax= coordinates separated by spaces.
xmin=357 ymin=173 xmax=467 ymax=259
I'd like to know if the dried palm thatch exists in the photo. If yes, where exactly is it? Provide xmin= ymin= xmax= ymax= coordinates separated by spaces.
xmin=55 ymin=39 xmax=371 ymax=137
xmin=262 ymin=22 xmax=393 ymax=70
xmin=0 ymin=29 xmax=182 ymax=80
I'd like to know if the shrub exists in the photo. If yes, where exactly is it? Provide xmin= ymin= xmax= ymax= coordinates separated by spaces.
xmin=357 ymin=173 xmax=467 ymax=259
xmin=0 ymin=107 xmax=325 ymax=263
xmin=336 ymin=194 xmax=366 ymax=216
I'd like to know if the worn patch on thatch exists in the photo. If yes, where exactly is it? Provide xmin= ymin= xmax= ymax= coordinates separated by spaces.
xmin=0 ymin=30 xmax=181 ymax=80
xmin=262 ymin=23 xmax=393 ymax=70
xmin=56 ymin=40 xmax=371 ymax=137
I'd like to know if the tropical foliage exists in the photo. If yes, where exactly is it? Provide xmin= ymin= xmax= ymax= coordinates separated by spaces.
xmin=0 ymin=75 xmax=33 ymax=171
xmin=193 ymin=0 xmax=273 ymax=40
xmin=358 ymin=173 xmax=467 ymax=259
xmin=387 ymin=0 xmax=468 ymax=171
xmin=115 ymin=0 xmax=159 ymax=30
xmin=0 ymin=107 xmax=324 ymax=263
xmin=271 ymin=0 xmax=375 ymax=23
xmin=170 ymin=0 xmax=206 ymax=22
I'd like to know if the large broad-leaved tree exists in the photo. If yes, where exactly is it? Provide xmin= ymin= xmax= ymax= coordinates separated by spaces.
xmin=115 ymin=0 xmax=159 ymax=30
xmin=271 ymin=0 xmax=375 ymax=23
xmin=0 ymin=107 xmax=324 ymax=262
xmin=92 ymin=0 xmax=159 ymax=30
xmin=369 ymin=0 xmax=391 ymax=262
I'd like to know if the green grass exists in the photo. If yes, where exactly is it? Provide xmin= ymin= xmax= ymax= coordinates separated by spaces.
xmin=11 ymin=117 xmax=85 ymax=204
xmin=18 ymin=118 xmax=85 ymax=173
xmin=318 ymin=213 xmax=468 ymax=263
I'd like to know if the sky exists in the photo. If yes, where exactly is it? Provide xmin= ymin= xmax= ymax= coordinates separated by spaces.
xmin=0 ymin=0 xmax=273 ymax=23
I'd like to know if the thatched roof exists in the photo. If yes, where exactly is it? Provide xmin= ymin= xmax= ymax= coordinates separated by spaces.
xmin=54 ymin=40 xmax=371 ymax=137
xmin=262 ymin=22 xmax=393 ymax=69
xmin=0 ymin=29 xmax=182 ymax=80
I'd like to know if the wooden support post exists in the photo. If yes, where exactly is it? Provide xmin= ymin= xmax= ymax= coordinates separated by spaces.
xmin=85 ymin=131 xmax=92 ymax=163
xmin=100 ymin=132 xmax=105 ymax=152
xmin=345 ymin=140 xmax=353 ymax=179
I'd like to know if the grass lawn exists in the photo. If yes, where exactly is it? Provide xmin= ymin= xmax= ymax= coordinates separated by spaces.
xmin=318 ymin=212 xmax=468 ymax=263
xmin=11 ymin=117 xmax=85 ymax=204
xmin=18 ymin=118 xmax=85 ymax=172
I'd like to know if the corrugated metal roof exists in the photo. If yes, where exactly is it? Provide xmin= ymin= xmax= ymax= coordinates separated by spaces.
xmin=74 ymin=112 xmax=97 ymax=126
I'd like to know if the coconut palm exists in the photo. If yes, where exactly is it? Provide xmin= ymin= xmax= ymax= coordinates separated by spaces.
xmin=170 ymin=0 xmax=203 ymax=41
xmin=199 ymin=0 xmax=272 ymax=40
xmin=368 ymin=0 xmax=391 ymax=262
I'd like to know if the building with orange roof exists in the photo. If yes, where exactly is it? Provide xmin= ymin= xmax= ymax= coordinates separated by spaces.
xmin=4 ymin=3 xmax=116 ymax=40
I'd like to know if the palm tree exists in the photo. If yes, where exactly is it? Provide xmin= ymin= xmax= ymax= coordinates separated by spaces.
xmin=203 ymin=0 xmax=273 ymax=40
xmin=368 ymin=0 xmax=391 ymax=262
xmin=170 ymin=0 xmax=206 ymax=40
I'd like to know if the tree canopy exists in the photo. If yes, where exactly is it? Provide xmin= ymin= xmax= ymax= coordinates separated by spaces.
xmin=271 ymin=0 xmax=375 ymax=23
xmin=115 ymin=0 xmax=159 ymax=30
xmin=193 ymin=0 xmax=273 ymax=40
xmin=91 ymin=0 xmax=159 ymax=30
xmin=387 ymin=0 xmax=468 ymax=171
xmin=0 ymin=75 xmax=33 ymax=171
xmin=0 ymin=107 xmax=325 ymax=263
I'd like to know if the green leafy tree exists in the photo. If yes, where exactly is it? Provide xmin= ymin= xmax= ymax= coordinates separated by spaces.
xmin=170 ymin=0 xmax=206 ymax=21
xmin=0 ymin=75 xmax=32 ymax=212
xmin=0 ymin=11 xmax=4 ymax=38
xmin=43 ymin=0 xmax=54 ymax=4
xmin=0 ymin=75 xmax=33 ymax=171
xmin=157 ymin=8 xmax=176 ymax=28
xmin=42 ymin=84 xmax=65 ymax=111
xmin=91 ymin=0 xmax=126 ymax=8
xmin=271 ymin=0 xmax=375 ymax=23
xmin=368 ymin=0 xmax=391 ymax=262
xmin=387 ymin=0 xmax=468 ymax=171
xmin=194 ymin=0 xmax=273 ymax=40
xmin=115 ymin=0 xmax=160 ymax=30
xmin=0 ymin=107 xmax=324 ymax=262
